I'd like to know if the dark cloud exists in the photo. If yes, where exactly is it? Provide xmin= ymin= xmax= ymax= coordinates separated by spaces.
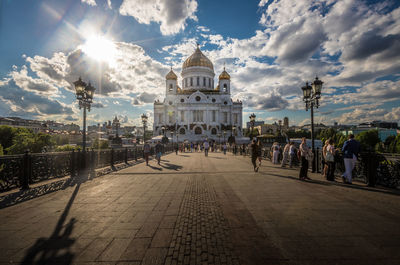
xmin=65 ymin=115 xmax=78 ymax=121
xmin=247 ymin=93 xmax=289 ymax=111
xmin=343 ymin=30 xmax=400 ymax=62
xmin=137 ymin=92 xmax=157 ymax=103
xmin=0 ymin=79 xmax=73 ymax=116
xmin=91 ymin=102 xmax=106 ymax=108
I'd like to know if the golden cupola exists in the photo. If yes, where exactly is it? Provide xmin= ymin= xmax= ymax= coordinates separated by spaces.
xmin=166 ymin=68 xmax=177 ymax=80
xmin=219 ymin=67 xmax=230 ymax=80
xmin=182 ymin=45 xmax=214 ymax=71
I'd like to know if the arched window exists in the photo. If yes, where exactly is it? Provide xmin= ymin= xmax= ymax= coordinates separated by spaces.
xmin=179 ymin=128 xmax=185 ymax=135
xmin=196 ymin=77 xmax=199 ymax=86
xmin=203 ymin=77 xmax=206 ymax=86
xmin=211 ymin=128 xmax=217 ymax=135
xmin=185 ymin=78 xmax=188 ymax=87
xmin=169 ymin=84 xmax=173 ymax=92
xmin=195 ymin=127 xmax=202 ymax=135
xmin=223 ymin=84 xmax=227 ymax=92
xmin=190 ymin=77 xmax=193 ymax=86
xmin=209 ymin=78 xmax=211 ymax=87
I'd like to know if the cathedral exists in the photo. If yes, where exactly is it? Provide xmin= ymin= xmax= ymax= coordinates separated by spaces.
xmin=153 ymin=45 xmax=243 ymax=143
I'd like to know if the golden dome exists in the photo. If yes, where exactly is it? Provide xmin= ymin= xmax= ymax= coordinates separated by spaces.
xmin=219 ymin=68 xmax=230 ymax=80
xmin=182 ymin=46 xmax=214 ymax=71
xmin=166 ymin=69 xmax=177 ymax=80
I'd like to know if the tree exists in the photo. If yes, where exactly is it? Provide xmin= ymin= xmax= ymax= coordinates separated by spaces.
xmin=355 ymin=129 xmax=380 ymax=151
xmin=6 ymin=131 xmax=54 ymax=154
xmin=55 ymin=145 xmax=80 ymax=152
xmin=92 ymin=139 xmax=109 ymax=149
xmin=52 ymin=134 xmax=69 ymax=145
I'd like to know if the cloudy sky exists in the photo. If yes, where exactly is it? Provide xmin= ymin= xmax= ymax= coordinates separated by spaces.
xmin=0 ymin=0 xmax=399 ymax=128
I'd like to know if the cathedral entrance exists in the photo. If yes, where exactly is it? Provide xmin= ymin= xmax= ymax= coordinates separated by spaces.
xmin=195 ymin=127 xmax=202 ymax=135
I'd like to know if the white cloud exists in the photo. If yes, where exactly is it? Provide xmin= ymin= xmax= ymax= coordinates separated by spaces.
xmin=119 ymin=0 xmax=198 ymax=35
xmin=82 ymin=0 xmax=97 ymax=6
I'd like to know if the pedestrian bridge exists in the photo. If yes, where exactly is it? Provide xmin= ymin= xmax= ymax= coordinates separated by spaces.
xmin=1 ymin=152 xmax=400 ymax=264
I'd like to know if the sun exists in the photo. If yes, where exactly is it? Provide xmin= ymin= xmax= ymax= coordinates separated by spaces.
xmin=81 ymin=35 xmax=117 ymax=66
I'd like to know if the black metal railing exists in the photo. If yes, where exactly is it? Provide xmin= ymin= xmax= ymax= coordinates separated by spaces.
xmin=230 ymin=145 xmax=400 ymax=188
xmin=0 ymin=145 xmax=174 ymax=192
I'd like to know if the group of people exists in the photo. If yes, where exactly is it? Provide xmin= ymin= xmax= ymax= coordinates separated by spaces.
xmin=250 ymin=134 xmax=360 ymax=184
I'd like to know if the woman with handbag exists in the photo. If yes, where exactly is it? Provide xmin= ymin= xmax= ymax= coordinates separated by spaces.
xmin=325 ymin=139 xmax=336 ymax=181
xmin=299 ymin=137 xmax=311 ymax=180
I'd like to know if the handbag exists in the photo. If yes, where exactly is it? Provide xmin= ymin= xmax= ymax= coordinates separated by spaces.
xmin=326 ymin=150 xmax=334 ymax=162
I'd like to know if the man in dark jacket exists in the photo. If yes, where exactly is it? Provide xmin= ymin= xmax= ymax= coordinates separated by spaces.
xmin=341 ymin=134 xmax=360 ymax=184
xmin=251 ymin=140 xmax=259 ymax=172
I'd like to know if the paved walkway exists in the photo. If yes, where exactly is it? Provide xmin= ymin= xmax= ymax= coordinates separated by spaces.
xmin=1 ymin=152 xmax=400 ymax=265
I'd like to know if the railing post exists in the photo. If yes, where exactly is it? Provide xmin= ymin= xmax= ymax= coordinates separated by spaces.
xmin=135 ymin=146 xmax=138 ymax=161
xmin=316 ymin=148 xmax=320 ymax=173
xmin=125 ymin=147 xmax=128 ymax=164
xmin=111 ymin=148 xmax=114 ymax=168
xmin=91 ymin=148 xmax=95 ymax=172
xmin=21 ymin=150 xmax=30 ymax=190
xmin=71 ymin=149 xmax=75 ymax=177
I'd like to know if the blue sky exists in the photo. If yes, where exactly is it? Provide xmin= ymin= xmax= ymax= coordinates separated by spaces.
xmin=0 ymin=0 xmax=400 ymax=127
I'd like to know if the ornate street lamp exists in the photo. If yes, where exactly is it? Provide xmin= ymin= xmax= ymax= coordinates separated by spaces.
xmin=301 ymin=76 xmax=323 ymax=172
xmin=249 ymin=113 xmax=256 ymax=140
xmin=141 ymin=113 xmax=148 ymax=144
xmin=73 ymin=77 xmax=96 ymax=155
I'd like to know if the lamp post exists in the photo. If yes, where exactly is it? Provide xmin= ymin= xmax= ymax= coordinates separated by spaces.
xmin=301 ymin=76 xmax=323 ymax=173
xmin=141 ymin=113 xmax=148 ymax=144
xmin=249 ymin=113 xmax=256 ymax=140
xmin=73 ymin=77 xmax=95 ymax=155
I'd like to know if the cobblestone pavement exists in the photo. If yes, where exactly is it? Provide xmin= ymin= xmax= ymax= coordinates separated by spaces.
xmin=1 ymin=152 xmax=400 ymax=265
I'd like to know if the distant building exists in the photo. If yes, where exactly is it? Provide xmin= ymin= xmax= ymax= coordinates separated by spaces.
xmin=340 ymin=128 xmax=398 ymax=142
xmin=358 ymin=121 xmax=398 ymax=129
xmin=0 ymin=117 xmax=44 ymax=133
xmin=283 ymin=117 xmax=289 ymax=131
xmin=301 ymin=123 xmax=327 ymax=132
xmin=246 ymin=121 xmax=264 ymax=129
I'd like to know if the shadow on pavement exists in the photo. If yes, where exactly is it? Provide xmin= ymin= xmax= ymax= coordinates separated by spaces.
xmin=260 ymin=170 xmax=400 ymax=197
xmin=20 ymin=172 xmax=88 ymax=264
xmin=148 ymin=164 xmax=163 ymax=171
xmin=160 ymin=162 xmax=183 ymax=171
xmin=0 ymin=170 xmax=95 ymax=209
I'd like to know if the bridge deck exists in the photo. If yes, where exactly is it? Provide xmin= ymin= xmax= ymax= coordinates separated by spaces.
xmin=1 ymin=152 xmax=400 ymax=265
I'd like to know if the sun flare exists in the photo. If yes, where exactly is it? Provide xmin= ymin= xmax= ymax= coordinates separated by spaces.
xmin=81 ymin=35 xmax=117 ymax=66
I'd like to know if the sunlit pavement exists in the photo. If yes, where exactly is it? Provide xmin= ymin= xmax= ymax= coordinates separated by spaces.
xmin=1 ymin=152 xmax=400 ymax=265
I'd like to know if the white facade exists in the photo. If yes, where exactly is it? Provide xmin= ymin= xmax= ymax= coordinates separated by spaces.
xmin=153 ymin=46 xmax=243 ymax=143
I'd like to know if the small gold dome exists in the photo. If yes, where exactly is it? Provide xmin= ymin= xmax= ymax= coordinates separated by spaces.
xmin=219 ymin=68 xmax=230 ymax=80
xmin=182 ymin=46 xmax=214 ymax=71
xmin=166 ymin=69 xmax=177 ymax=80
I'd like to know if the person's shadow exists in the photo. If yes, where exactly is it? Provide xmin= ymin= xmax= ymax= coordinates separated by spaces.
xmin=160 ymin=163 xmax=183 ymax=171
xmin=148 ymin=164 xmax=163 ymax=171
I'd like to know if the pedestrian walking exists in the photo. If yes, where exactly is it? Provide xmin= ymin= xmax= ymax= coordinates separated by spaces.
xmin=223 ymin=142 xmax=227 ymax=155
xmin=143 ymin=141 xmax=151 ymax=166
xmin=299 ymin=137 xmax=312 ymax=180
xmin=155 ymin=141 xmax=163 ymax=165
xmin=325 ymin=139 xmax=336 ymax=181
xmin=289 ymin=142 xmax=296 ymax=168
xmin=251 ymin=139 xmax=259 ymax=172
xmin=204 ymin=140 xmax=209 ymax=157
xmin=341 ymin=134 xmax=360 ymax=184
xmin=322 ymin=140 xmax=330 ymax=178
xmin=281 ymin=142 xmax=290 ymax=167
xmin=272 ymin=142 xmax=280 ymax=164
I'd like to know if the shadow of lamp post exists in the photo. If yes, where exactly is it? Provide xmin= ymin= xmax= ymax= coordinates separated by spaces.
xmin=301 ymin=76 xmax=323 ymax=173
xmin=73 ymin=77 xmax=95 ymax=169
